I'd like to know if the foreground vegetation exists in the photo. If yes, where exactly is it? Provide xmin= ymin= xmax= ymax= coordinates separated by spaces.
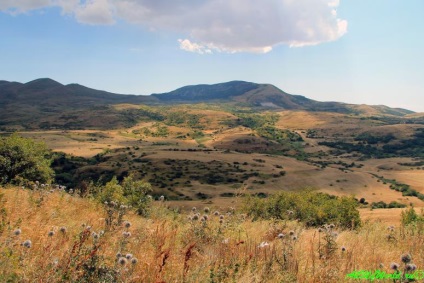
xmin=0 ymin=187 xmax=423 ymax=282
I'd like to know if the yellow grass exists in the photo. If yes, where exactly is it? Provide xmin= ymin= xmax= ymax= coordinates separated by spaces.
xmin=1 ymin=187 xmax=423 ymax=282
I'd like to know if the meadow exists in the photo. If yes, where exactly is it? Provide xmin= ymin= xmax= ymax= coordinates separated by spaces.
xmin=0 ymin=186 xmax=423 ymax=282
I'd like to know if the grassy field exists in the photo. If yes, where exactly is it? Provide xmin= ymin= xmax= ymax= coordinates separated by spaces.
xmin=0 ymin=187 xmax=423 ymax=282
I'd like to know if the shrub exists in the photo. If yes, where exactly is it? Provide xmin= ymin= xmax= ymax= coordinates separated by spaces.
xmin=0 ymin=134 xmax=54 ymax=184
xmin=243 ymin=189 xmax=361 ymax=229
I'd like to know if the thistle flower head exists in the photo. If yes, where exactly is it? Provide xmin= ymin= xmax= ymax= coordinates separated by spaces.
xmin=118 ymin=257 xmax=127 ymax=265
xmin=125 ymin=253 xmax=133 ymax=260
xmin=341 ymin=246 xmax=346 ymax=252
xmin=401 ymin=253 xmax=412 ymax=264
xmin=390 ymin=262 xmax=400 ymax=270
xmin=406 ymin=263 xmax=417 ymax=272
xmin=116 ymin=252 xmax=122 ymax=258
xmin=48 ymin=231 xmax=55 ymax=237
xmin=192 ymin=214 xmax=199 ymax=221
xmin=277 ymin=233 xmax=285 ymax=239
xmin=213 ymin=211 xmax=220 ymax=216
xmin=122 ymin=231 xmax=131 ymax=238
xmin=123 ymin=221 xmax=131 ymax=228
xmin=131 ymin=257 xmax=138 ymax=264
xmin=23 ymin=240 xmax=32 ymax=248
xmin=219 ymin=215 xmax=224 ymax=220
xmin=13 ymin=229 xmax=21 ymax=236
xmin=204 ymin=207 xmax=210 ymax=213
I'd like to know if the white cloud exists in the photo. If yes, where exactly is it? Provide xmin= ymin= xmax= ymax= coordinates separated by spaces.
xmin=1 ymin=0 xmax=348 ymax=53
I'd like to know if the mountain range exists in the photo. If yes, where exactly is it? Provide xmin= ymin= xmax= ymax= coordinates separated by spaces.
xmin=0 ymin=78 xmax=415 ymax=129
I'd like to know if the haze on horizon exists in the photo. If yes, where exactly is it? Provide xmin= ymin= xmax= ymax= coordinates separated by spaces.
xmin=1 ymin=0 xmax=423 ymax=112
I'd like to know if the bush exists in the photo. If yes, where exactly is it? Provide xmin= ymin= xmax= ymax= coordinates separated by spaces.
xmin=0 ymin=134 xmax=54 ymax=184
xmin=243 ymin=189 xmax=361 ymax=229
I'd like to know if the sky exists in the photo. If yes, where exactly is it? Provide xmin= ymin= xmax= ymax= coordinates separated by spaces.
xmin=0 ymin=0 xmax=423 ymax=112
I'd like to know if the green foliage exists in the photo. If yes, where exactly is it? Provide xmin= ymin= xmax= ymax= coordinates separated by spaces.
xmin=0 ymin=134 xmax=54 ymax=184
xmin=243 ymin=189 xmax=361 ymax=229
xmin=121 ymin=175 xmax=152 ymax=216
xmin=371 ymin=201 xmax=407 ymax=209
xmin=401 ymin=207 xmax=424 ymax=226
xmin=97 ymin=177 xmax=126 ymax=204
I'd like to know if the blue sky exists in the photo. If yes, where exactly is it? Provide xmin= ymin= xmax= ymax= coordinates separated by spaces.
xmin=1 ymin=0 xmax=423 ymax=112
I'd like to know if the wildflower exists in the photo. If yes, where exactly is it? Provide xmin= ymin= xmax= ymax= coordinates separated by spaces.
xmin=131 ymin=257 xmax=138 ymax=264
xmin=13 ymin=229 xmax=21 ymax=236
xmin=192 ymin=214 xmax=199 ymax=221
xmin=118 ymin=257 xmax=127 ymax=265
xmin=202 ymin=215 xmax=209 ymax=221
xmin=219 ymin=215 xmax=224 ymax=220
xmin=277 ymin=233 xmax=285 ymax=239
xmin=116 ymin=252 xmax=122 ymax=258
xmin=123 ymin=221 xmax=131 ymax=228
xmin=125 ymin=253 xmax=133 ymax=260
xmin=213 ymin=211 xmax=220 ymax=216
xmin=23 ymin=240 xmax=32 ymax=248
xmin=48 ymin=231 xmax=55 ymax=237
xmin=122 ymin=231 xmax=131 ymax=238
xmin=204 ymin=207 xmax=210 ymax=213
xmin=401 ymin=253 xmax=412 ymax=264
xmin=390 ymin=262 xmax=400 ymax=270
xmin=60 ymin=227 xmax=67 ymax=233
xmin=406 ymin=264 xmax=417 ymax=272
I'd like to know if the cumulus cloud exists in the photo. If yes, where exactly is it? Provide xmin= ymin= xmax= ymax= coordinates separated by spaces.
xmin=1 ymin=0 xmax=348 ymax=53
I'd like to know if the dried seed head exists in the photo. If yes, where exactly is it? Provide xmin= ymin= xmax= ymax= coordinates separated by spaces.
xmin=406 ymin=264 xmax=417 ymax=272
xmin=277 ymin=233 xmax=285 ymax=239
xmin=191 ymin=207 xmax=197 ymax=212
xmin=390 ymin=262 xmax=400 ymax=270
xmin=401 ymin=253 xmax=412 ymax=264
xmin=318 ymin=228 xmax=324 ymax=233
xmin=219 ymin=215 xmax=224 ymax=220
xmin=48 ymin=231 xmax=55 ymax=237
xmin=92 ymin=232 xmax=99 ymax=240
xmin=116 ymin=252 xmax=122 ymax=258
xmin=204 ymin=207 xmax=210 ymax=213
xmin=118 ymin=257 xmax=127 ymax=265
xmin=341 ymin=246 xmax=346 ymax=252
xmin=289 ymin=230 xmax=295 ymax=236
xmin=13 ymin=229 xmax=21 ymax=236
xmin=60 ymin=227 xmax=67 ymax=233
xmin=131 ymin=257 xmax=138 ymax=264
xmin=123 ymin=221 xmax=131 ymax=228
xmin=23 ymin=240 xmax=32 ymax=248
xmin=122 ymin=231 xmax=131 ymax=238
xmin=213 ymin=211 xmax=220 ymax=216
xmin=329 ymin=224 xmax=335 ymax=229
xmin=292 ymin=236 xmax=298 ymax=241
xmin=125 ymin=253 xmax=133 ymax=260
xmin=192 ymin=214 xmax=199 ymax=221
xmin=159 ymin=195 xmax=165 ymax=201
xmin=219 ymin=219 xmax=224 ymax=224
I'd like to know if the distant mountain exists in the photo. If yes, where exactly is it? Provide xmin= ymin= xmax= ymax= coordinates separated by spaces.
xmin=0 ymin=78 xmax=415 ymax=130
xmin=153 ymin=81 xmax=414 ymax=115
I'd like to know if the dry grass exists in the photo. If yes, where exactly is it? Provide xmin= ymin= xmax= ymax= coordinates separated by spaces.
xmin=1 ymin=187 xmax=423 ymax=282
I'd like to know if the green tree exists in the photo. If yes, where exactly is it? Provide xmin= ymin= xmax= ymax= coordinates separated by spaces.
xmin=0 ymin=134 xmax=54 ymax=184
